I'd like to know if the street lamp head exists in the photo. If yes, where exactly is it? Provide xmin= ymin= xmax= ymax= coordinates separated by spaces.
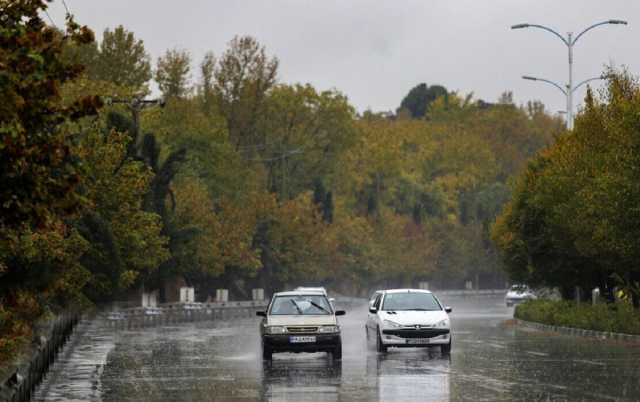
xmin=522 ymin=75 xmax=538 ymax=81
xmin=511 ymin=23 xmax=530 ymax=29
xmin=608 ymin=19 xmax=628 ymax=25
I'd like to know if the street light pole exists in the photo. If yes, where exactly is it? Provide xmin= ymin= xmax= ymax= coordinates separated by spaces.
xmin=521 ymin=74 xmax=608 ymax=124
xmin=511 ymin=20 xmax=627 ymax=130
xmin=567 ymin=32 xmax=573 ymax=129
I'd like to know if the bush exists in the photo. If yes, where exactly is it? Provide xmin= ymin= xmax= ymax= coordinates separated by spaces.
xmin=515 ymin=299 xmax=640 ymax=335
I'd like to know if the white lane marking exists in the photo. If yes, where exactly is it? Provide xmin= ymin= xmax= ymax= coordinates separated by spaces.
xmin=525 ymin=351 xmax=549 ymax=357
xmin=574 ymin=359 xmax=605 ymax=366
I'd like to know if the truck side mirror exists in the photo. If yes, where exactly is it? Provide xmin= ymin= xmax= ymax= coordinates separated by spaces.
xmin=256 ymin=311 xmax=266 ymax=317
xmin=369 ymin=307 xmax=377 ymax=314
xmin=335 ymin=310 xmax=346 ymax=316
xmin=445 ymin=307 xmax=452 ymax=313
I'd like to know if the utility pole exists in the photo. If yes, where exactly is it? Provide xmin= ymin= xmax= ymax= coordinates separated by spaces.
xmin=105 ymin=96 xmax=165 ymax=156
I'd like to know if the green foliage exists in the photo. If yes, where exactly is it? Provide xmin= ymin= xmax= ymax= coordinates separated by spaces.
xmin=515 ymin=299 xmax=640 ymax=335
xmin=87 ymin=25 xmax=152 ymax=91
xmin=0 ymin=1 xmax=99 ymax=230
xmin=398 ymin=83 xmax=448 ymax=118
xmin=0 ymin=4 xmax=168 ymax=363
xmin=493 ymin=71 xmax=640 ymax=303
xmin=155 ymin=49 xmax=191 ymax=99
xmin=214 ymin=35 xmax=279 ymax=150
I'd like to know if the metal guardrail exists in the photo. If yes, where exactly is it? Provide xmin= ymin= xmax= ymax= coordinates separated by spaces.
xmin=1 ymin=313 xmax=79 ymax=402
xmin=105 ymin=297 xmax=366 ymax=329
xmin=105 ymin=300 xmax=271 ymax=329
xmin=436 ymin=289 xmax=508 ymax=296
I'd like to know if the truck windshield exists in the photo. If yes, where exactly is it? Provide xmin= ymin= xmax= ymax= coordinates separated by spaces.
xmin=270 ymin=295 xmax=332 ymax=315
xmin=381 ymin=292 xmax=441 ymax=311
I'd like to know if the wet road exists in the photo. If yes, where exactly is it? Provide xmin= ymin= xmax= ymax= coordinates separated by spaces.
xmin=33 ymin=295 xmax=640 ymax=401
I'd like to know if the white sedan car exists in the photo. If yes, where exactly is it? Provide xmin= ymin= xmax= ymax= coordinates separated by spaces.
xmin=505 ymin=285 xmax=537 ymax=307
xmin=366 ymin=289 xmax=452 ymax=354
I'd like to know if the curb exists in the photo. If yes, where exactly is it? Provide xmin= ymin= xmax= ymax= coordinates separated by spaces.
xmin=515 ymin=318 xmax=640 ymax=342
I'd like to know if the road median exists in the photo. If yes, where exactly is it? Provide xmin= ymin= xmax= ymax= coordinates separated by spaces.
xmin=514 ymin=299 xmax=640 ymax=342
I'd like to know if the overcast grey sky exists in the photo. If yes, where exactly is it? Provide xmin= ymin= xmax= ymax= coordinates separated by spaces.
xmin=49 ymin=1 xmax=639 ymax=117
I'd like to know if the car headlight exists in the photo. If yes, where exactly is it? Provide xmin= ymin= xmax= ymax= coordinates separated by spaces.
xmin=383 ymin=319 xmax=402 ymax=328
xmin=265 ymin=326 xmax=286 ymax=334
xmin=435 ymin=319 xmax=449 ymax=328
xmin=318 ymin=325 xmax=340 ymax=333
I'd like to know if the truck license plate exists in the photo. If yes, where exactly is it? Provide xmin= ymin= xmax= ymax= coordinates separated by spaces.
xmin=407 ymin=338 xmax=430 ymax=344
xmin=290 ymin=336 xmax=316 ymax=343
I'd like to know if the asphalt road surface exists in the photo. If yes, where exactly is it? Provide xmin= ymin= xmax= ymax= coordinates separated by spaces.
xmin=32 ymin=295 xmax=640 ymax=401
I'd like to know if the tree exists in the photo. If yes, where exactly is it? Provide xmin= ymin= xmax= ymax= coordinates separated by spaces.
xmin=258 ymin=84 xmax=356 ymax=200
xmin=156 ymin=49 xmax=192 ymax=99
xmin=492 ymin=72 xmax=640 ymax=303
xmin=92 ymin=25 xmax=152 ymax=91
xmin=214 ymin=36 xmax=279 ymax=151
xmin=199 ymin=51 xmax=216 ymax=113
xmin=0 ymin=0 xmax=99 ymax=360
xmin=398 ymin=83 xmax=448 ymax=118
xmin=75 ymin=126 xmax=169 ymax=300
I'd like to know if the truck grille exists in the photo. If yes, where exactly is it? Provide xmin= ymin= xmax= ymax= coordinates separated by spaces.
xmin=287 ymin=326 xmax=318 ymax=333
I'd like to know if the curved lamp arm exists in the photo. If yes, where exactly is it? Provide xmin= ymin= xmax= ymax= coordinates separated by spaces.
xmin=573 ymin=20 xmax=627 ymax=45
xmin=572 ymin=76 xmax=609 ymax=93
xmin=522 ymin=76 xmax=567 ymax=95
xmin=511 ymin=23 xmax=569 ymax=46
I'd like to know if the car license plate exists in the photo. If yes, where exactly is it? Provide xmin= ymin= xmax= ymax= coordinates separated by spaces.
xmin=290 ymin=336 xmax=316 ymax=343
xmin=407 ymin=338 xmax=430 ymax=344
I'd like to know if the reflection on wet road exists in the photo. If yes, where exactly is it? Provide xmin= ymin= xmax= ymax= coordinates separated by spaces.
xmin=33 ymin=296 xmax=640 ymax=401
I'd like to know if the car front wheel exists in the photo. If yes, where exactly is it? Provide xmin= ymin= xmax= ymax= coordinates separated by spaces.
xmin=376 ymin=328 xmax=387 ymax=353
xmin=262 ymin=344 xmax=273 ymax=360
xmin=332 ymin=344 xmax=342 ymax=360
xmin=440 ymin=338 xmax=452 ymax=354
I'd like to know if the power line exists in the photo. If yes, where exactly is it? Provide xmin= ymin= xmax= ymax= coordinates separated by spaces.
xmin=61 ymin=0 xmax=70 ymax=15
xmin=43 ymin=8 xmax=58 ymax=29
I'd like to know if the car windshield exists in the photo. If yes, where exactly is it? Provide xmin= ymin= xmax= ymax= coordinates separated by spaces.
xmin=269 ymin=295 xmax=332 ymax=315
xmin=510 ymin=285 xmax=529 ymax=292
xmin=381 ymin=292 xmax=441 ymax=311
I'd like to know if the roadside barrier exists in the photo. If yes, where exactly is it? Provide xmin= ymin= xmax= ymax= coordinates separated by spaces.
xmin=105 ymin=300 xmax=270 ymax=330
xmin=436 ymin=289 xmax=508 ymax=297
xmin=0 ymin=313 xmax=79 ymax=402
xmin=105 ymin=297 xmax=366 ymax=330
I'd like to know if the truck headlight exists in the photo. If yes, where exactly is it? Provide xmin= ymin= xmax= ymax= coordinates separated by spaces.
xmin=318 ymin=325 xmax=339 ymax=333
xmin=266 ymin=326 xmax=286 ymax=334
xmin=383 ymin=319 xmax=402 ymax=328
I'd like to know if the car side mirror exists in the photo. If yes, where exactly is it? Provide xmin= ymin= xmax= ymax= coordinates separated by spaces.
xmin=445 ymin=307 xmax=452 ymax=313
xmin=256 ymin=311 xmax=266 ymax=317
xmin=335 ymin=310 xmax=346 ymax=316
xmin=369 ymin=307 xmax=377 ymax=314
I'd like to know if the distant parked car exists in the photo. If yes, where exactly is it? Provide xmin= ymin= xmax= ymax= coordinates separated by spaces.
xmin=257 ymin=289 xmax=345 ymax=360
xmin=366 ymin=289 xmax=452 ymax=354
xmin=505 ymin=285 xmax=537 ymax=307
